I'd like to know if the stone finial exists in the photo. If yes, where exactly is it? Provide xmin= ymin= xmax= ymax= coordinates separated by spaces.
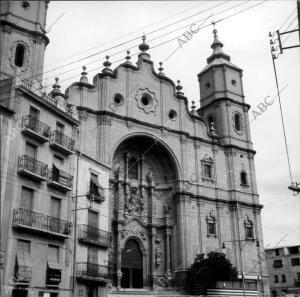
xmin=80 ymin=65 xmax=88 ymax=83
xmin=209 ymin=121 xmax=217 ymax=136
xmin=125 ymin=50 xmax=132 ymax=64
xmin=102 ymin=55 xmax=113 ymax=74
xmin=176 ymin=80 xmax=184 ymax=95
xmin=139 ymin=35 xmax=149 ymax=53
xmin=158 ymin=62 xmax=164 ymax=76
xmin=53 ymin=77 xmax=60 ymax=90
xmin=191 ymin=100 xmax=196 ymax=115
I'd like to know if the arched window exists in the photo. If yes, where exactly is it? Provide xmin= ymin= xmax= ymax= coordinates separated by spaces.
xmin=240 ymin=171 xmax=248 ymax=185
xmin=234 ymin=113 xmax=241 ymax=131
xmin=14 ymin=44 xmax=25 ymax=67
xmin=128 ymin=157 xmax=138 ymax=180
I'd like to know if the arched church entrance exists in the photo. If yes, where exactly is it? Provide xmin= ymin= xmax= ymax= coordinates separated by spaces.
xmin=121 ymin=239 xmax=143 ymax=288
xmin=109 ymin=134 xmax=180 ymax=290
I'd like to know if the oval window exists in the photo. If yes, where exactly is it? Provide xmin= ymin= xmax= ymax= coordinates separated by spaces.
xmin=15 ymin=44 xmax=25 ymax=67
xmin=113 ymin=93 xmax=124 ymax=106
xmin=168 ymin=109 xmax=177 ymax=121
xmin=141 ymin=93 xmax=153 ymax=107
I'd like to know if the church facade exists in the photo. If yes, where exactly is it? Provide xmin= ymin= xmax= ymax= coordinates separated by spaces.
xmin=0 ymin=1 xmax=269 ymax=297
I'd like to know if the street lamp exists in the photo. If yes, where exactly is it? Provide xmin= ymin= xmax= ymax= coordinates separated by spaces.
xmin=222 ymin=239 xmax=260 ymax=297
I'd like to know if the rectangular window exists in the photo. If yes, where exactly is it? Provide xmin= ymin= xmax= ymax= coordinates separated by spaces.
xmin=25 ymin=142 xmax=37 ymax=159
xmin=273 ymin=259 xmax=283 ymax=268
xmin=204 ymin=164 xmax=212 ymax=179
xmin=88 ymin=246 xmax=98 ymax=264
xmin=50 ymin=197 xmax=61 ymax=218
xmin=20 ymin=187 xmax=33 ymax=210
xmin=11 ymin=289 xmax=28 ymax=297
xmin=207 ymin=222 xmax=216 ymax=236
xmin=17 ymin=239 xmax=30 ymax=255
xmin=29 ymin=106 xmax=39 ymax=119
xmin=88 ymin=210 xmax=98 ymax=228
xmin=56 ymin=122 xmax=64 ymax=135
xmin=297 ymin=272 xmax=300 ymax=281
xmin=291 ymin=257 xmax=300 ymax=266
xmin=245 ymin=225 xmax=254 ymax=239
xmin=282 ymin=275 xmax=286 ymax=283
xmin=288 ymin=246 xmax=299 ymax=254
xmin=53 ymin=155 xmax=63 ymax=167
xmin=275 ymin=249 xmax=280 ymax=256
xmin=272 ymin=290 xmax=277 ymax=297
xmin=48 ymin=245 xmax=59 ymax=263
xmin=274 ymin=275 xmax=279 ymax=283
xmin=90 ymin=173 xmax=100 ymax=195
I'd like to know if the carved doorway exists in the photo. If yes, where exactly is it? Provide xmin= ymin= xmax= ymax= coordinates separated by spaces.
xmin=121 ymin=239 xmax=143 ymax=288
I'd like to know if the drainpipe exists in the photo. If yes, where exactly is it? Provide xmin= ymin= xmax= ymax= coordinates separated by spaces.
xmin=72 ymin=150 xmax=81 ymax=297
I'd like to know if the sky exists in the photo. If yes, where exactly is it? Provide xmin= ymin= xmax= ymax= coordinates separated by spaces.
xmin=43 ymin=1 xmax=300 ymax=248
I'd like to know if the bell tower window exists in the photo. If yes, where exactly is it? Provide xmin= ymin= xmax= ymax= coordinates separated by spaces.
xmin=234 ymin=113 xmax=241 ymax=131
xmin=15 ymin=44 xmax=25 ymax=67
xmin=240 ymin=170 xmax=248 ymax=186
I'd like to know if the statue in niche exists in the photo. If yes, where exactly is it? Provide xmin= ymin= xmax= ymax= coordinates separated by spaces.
xmin=126 ymin=184 xmax=144 ymax=216
xmin=155 ymin=237 xmax=162 ymax=268
xmin=163 ymin=200 xmax=172 ymax=216
xmin=145 ymin=169 xmax=154 ymax=183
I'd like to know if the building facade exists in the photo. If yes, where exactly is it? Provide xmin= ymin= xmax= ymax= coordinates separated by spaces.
xmin=265 ymin=245 xmax=300 ymax=297
xmin=1 ymin=2 xmax=79 ymax=297
xmin=1 ymin=1 xmax=270 ymax=297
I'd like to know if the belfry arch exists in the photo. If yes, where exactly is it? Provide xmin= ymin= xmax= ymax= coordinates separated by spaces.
xmin=108 ymin=135 xmax=181 ymax=290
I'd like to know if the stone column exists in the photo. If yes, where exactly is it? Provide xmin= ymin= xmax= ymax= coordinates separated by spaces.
xmin=116 ymin=227 xmax=122 ymax=290
xmin=165 ymin=228 xmax=172 ymax=272
xmin=151 ymin=227 xmax=157 ymax=286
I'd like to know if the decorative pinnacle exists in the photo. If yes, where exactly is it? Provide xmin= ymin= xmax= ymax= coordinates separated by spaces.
xmin=52 ymin=77 xmax=61 ymax=90
xmin=139 ymin=35 xmax=149 ymax=53
xmin=158 ymin=62 xmax=164 ymax=75
xmin=176 ymin=80 xmax=184 ymax=95
xmin=80 ymin=65 xmax=88 ymax=83
xmin=103 ymin=55 xmax=112 ymax=69
xmin=125 ymin=50 xmax=132 ymax=64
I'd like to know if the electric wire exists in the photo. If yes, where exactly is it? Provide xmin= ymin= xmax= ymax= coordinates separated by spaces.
xmin=270 ymin=56 xmax=293 ymax=183
xmin=0 ymin=0 xmax=268 ymax=105
xmin=278 ymin=7 xmax=297 ymax=31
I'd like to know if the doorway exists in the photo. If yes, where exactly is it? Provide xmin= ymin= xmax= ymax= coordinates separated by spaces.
xmin=121 ymin=239 xmax=143 ymax=288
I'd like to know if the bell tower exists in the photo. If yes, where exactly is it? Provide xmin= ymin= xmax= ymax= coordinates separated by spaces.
xmin=0 ymin=1 xmax=49 ymax=82
xmin=198 ymin=28 xmax=252 ymax=149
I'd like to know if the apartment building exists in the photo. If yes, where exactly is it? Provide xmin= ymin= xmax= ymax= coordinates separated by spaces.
xmin=265 ymin=245 xmax=300 ymax=296
xmin=0 ymin=2 xmax=79 ymax=297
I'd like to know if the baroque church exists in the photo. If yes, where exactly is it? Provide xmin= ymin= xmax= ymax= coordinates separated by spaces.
xmin=0 ymin=1 xmax=269 ymax=297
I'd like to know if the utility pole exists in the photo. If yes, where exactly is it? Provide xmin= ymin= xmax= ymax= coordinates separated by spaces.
xmin=269 ymin=0 xmax=300 ymax=195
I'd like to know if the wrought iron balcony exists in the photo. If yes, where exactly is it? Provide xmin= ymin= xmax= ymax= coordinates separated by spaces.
xmin=76 ymin=262 xmax=110 ymax=282
xmin=18 ymin=155 xmax=48 ymax=181
xmin=50 ymin=130 xmax=75 ymax=155
xmin=48 ymin=168 xmax=73 ymax=191
xmin=78 ymin=225 xmax=111 ymax=248
xmin=21 ymin=115 xmax=51 ymax=142
xmin=12 ymin=208 xmax=72 ymax=239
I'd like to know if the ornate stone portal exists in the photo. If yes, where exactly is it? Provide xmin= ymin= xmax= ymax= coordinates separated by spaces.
xmin=109 ymin=136 xmax=178 ymax=290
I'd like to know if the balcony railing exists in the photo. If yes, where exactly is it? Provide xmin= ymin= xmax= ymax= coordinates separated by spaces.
xmin=19 ymin=80 xmax=78 ymax=120
xmin=76 ymin=262 xmax=110 ymax=282
xmin=13 ymin=208 xmax=72 ymax=238
xmin=21 ymin=115 xmax=51 ymax=142
xmin=48 ymin=168 xmax=73 ymax=191
xmin=18 ymin=155 xmax=48 ymax=181
xmin=50 ymin=130 xmax=75 ymax=155
xmin=78 ymin=225 xmax=111 ymax=247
